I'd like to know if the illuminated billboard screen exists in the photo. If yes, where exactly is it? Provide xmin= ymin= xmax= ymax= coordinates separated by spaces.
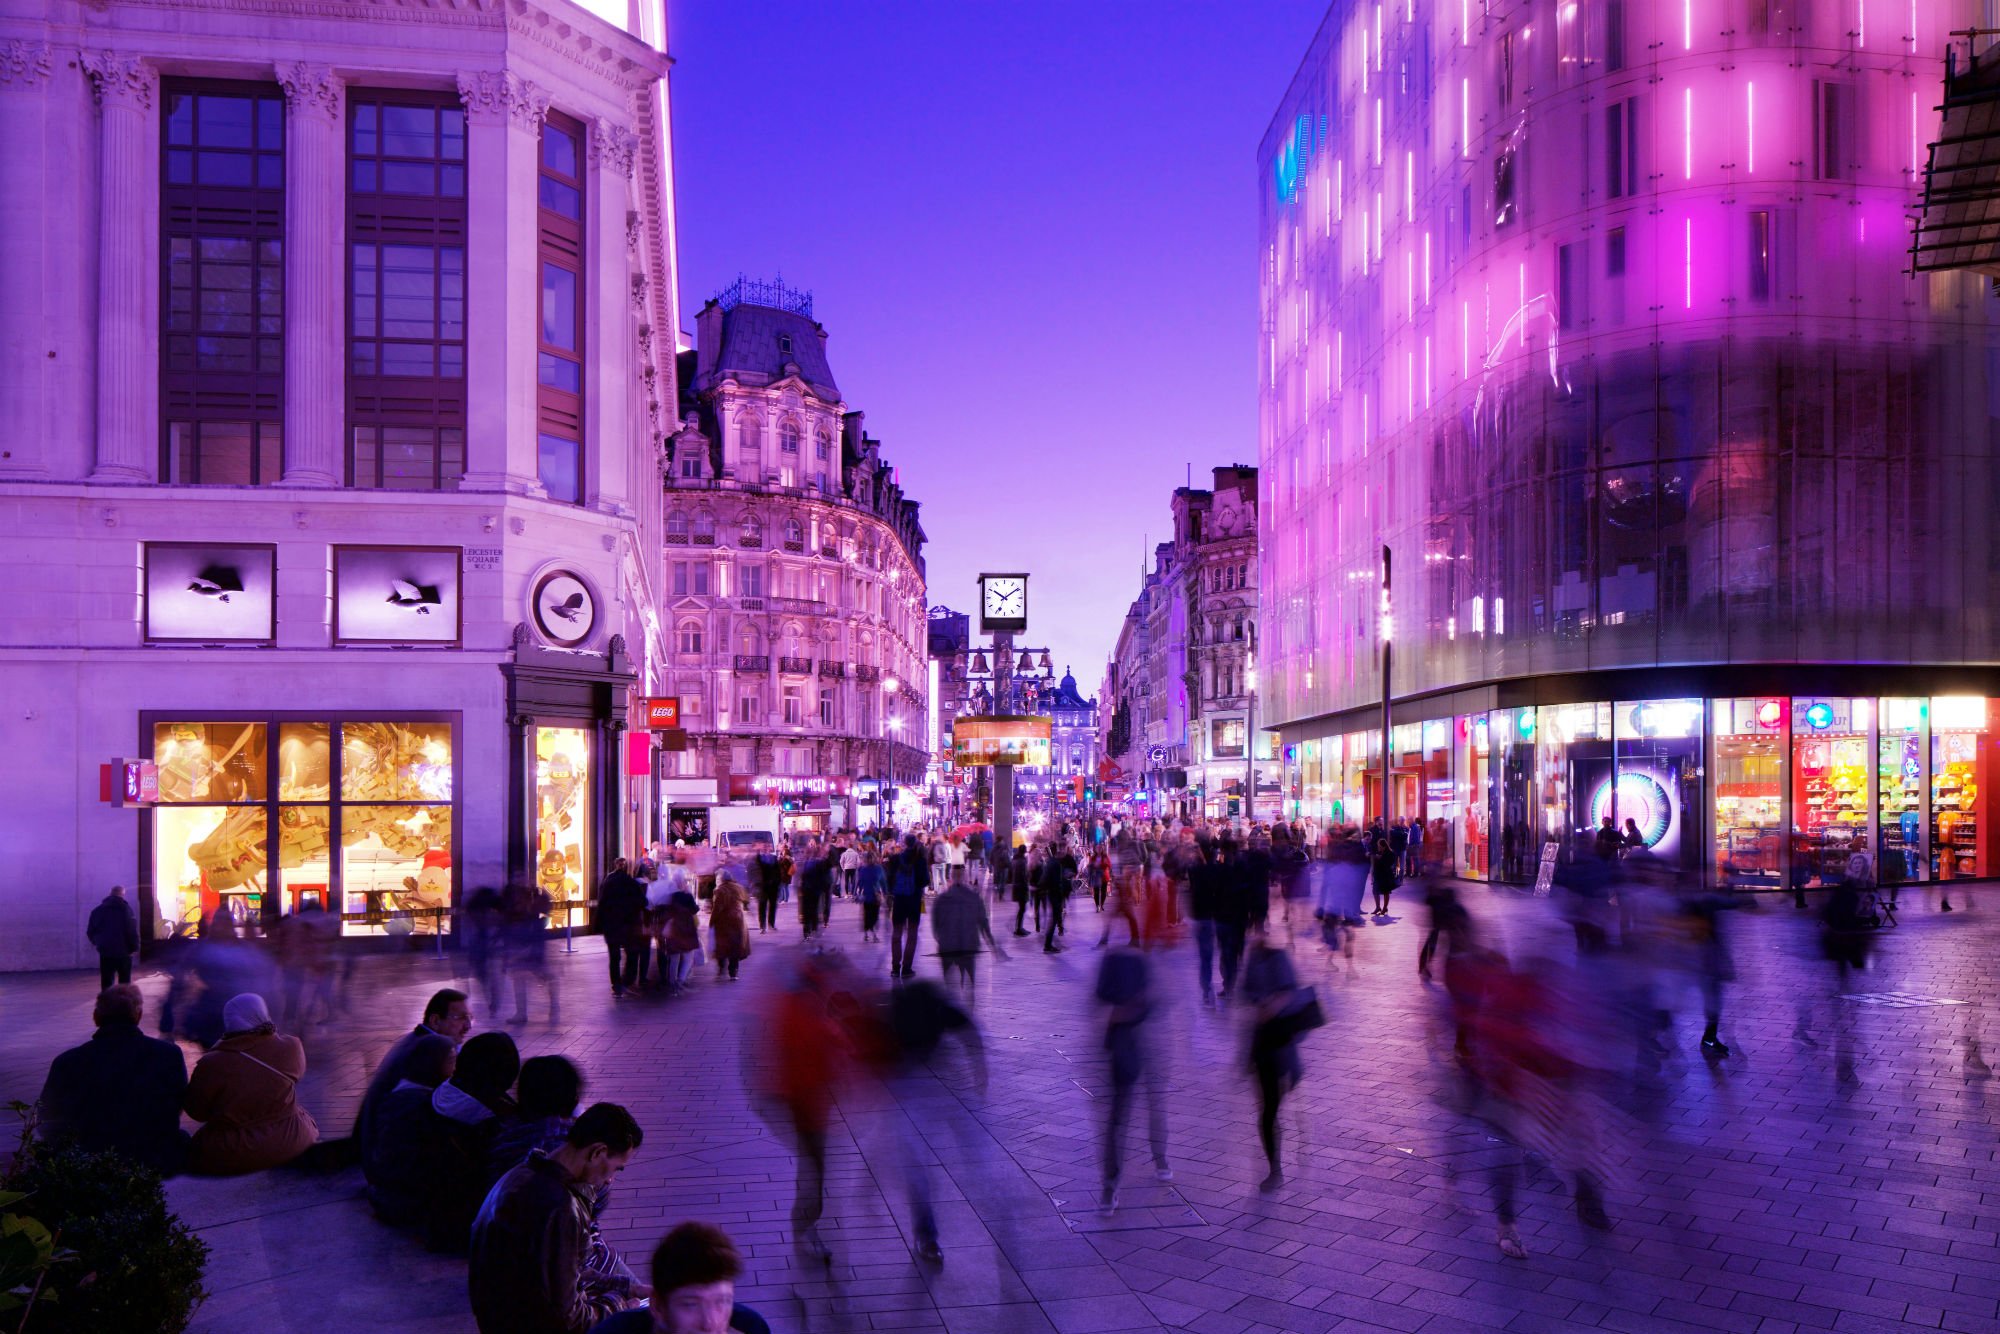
xmin=952 ymin=715 xmax=1051 ymax=767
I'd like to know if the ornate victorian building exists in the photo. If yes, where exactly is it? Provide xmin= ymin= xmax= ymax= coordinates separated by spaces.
xmin=0 ymin=0 xmax=680 ymax=967
xmin=1102 ymin=465 xmax=1265 ymax=821
xmin=655 ymin=281 xmax=929 ymax=834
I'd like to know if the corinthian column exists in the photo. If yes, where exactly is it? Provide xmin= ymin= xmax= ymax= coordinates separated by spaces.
xmin=457 ymin=70 xmax=549 ymax=494
xmin=83 ymin=51 xmax=156 ymax=482
xmin=278 ymin=63 xmax=345 ymax=486
xmin=0 ymin=41 xmax=54 ymax=479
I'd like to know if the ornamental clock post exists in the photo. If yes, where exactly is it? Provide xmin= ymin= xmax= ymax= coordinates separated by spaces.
xmin=978 ymin=573 xmax=1028 ymax=854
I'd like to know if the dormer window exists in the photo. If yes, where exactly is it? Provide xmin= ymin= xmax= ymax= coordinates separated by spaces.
xmin=778 ymin=334 xmax=793 ymax=355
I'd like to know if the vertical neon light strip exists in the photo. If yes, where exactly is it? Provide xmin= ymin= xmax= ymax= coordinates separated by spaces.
xmin=1683 ymin=0 xmax=1692 ymax=49
xmin=1375 ymin=3 xmax=1383 ymax=71
xmin=1360 ymin=209 xmax=1369 ymax=275
xmin=1462 ymin=0 xmax=1469 ymax=46
xmin=1423 ymin=230 xmax=1431 ymax=302
xmin=1405 ymin=350 xmax=1413 ymax=421
xmin=1406 ymin=251 xmax=1414 ymax=319
xmin=1684 ymin=218 xmax=1694 ymax=309
xmin=1423 ymin=335 xmax=1431 ymax=408
xmin=1461 ymin=301 xmax=1470 ymax=379
xmin=1361 ymin=20 xmax=1369 ymax=94
xmin=1858 ymin=0 xmax=1865 ymax=48
xmin=1405 ymin=149 xmax=1414 ymax=219
xmin=1461 ymin=77 xmax=1471 ymax=157
xmin=1375 ymin=98 xmax=1383 ymax=165
xmin=1374 ymin=192 xmax=1383 ymax=259
xmin=1334 ymin=158 xmax=1343 ymax=220
xmin=1684 ymin=88 xmax=1694 ymax=179
xmin=1746 ymin=82 xmax=1755 ymax=174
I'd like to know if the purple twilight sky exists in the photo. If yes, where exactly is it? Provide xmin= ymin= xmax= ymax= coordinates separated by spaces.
xmin=668 ymin=0 xmax=1327 ymax=696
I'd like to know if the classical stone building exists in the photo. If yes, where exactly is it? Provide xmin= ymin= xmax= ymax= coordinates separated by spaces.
xmin=0 ymin=0 xmax=680 ymax=967
xmin=654 ymin=281 xmax=929 ymax=836
xmin=1103 ymin=465 xmax=1265 ymax=821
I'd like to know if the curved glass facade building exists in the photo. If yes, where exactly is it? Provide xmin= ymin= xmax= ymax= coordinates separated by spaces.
xmin=1259 ymin=1 xmax=2000 ymax=887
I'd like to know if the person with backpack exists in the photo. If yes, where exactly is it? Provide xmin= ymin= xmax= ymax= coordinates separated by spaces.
xmin=887 ymin=835 xmax=931 ymax=978
xmin=86 ymin=884 xmax=141 ymax=990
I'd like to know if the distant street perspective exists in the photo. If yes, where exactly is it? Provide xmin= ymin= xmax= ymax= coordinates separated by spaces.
xmin=7 ymin=2 xmax=2000 ymax=1333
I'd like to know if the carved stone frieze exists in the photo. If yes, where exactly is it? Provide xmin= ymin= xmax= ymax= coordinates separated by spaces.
xmin=82 ymin=51 xmax=155 ymax=109
xmin=589 ymin=120 xmax=639 ymax=177
xmin=277 ymin=62 xmax=343 ymax=122
xmin=456 ymin=69 xmax=549 ymax=128
xmin=0 ymin=40 xmax=53 ymax=88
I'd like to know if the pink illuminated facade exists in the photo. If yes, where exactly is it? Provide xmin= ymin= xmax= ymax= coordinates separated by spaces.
xmin=1259 ymin=2 xmax=2000 ymax=890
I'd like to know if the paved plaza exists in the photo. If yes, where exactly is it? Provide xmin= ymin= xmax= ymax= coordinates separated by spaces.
xmin=4 ymin=886 xmax=2000 ymax=1334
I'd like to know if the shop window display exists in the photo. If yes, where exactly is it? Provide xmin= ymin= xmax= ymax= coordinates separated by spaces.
xmin=1712 ymin=698 xmax=1785 ymax=888
xmin=1536 ymin=703 xmax=1610 ymax=860
xmin=1614 ymin=699 xmax=1704 ymax=879
xmin=1878 ymin=698 xmax=1927 ymax=885
xmin=1792 ymin=698 xmax=1871 ymax=889
xmin=534 ymin=726 xmax=592 ymax=930
xmin=1419 ymin=719 xmax=1454 ymax=874
xmin=1458 ymin=714 xmax=1491 ymax=880
xmin=1493 ymin=709 xmax=1537 ymax=882
xmin=149 ymin=716 xmax=455 ymax=939
xmin=1930 ymin=697 xmax=1990 ymax=881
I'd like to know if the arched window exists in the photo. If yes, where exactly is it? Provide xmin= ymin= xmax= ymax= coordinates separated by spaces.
xmin=738 ymin=513 xmax=762 ymax=546
xmin=737 ymin=622 xmax=761 ymax=655
xmin=816 ymin=430 xmax=831 ymax=461
xmin=780 ymin=421 xmax=800 ymax=454
xmin=691 ymin=511 xmax=716 ymax=543
xmin=783 ymin=517 xmax=804 ymax=546
xmin=781 ymin=621 xmax=804 ymax=657
xmin=666 ymin=510 xmax=689 ymax=541
xmin=677 ymin=620 xmax=703 ymax=655
xmin=736 ymin=413 xmax=761 ymax=462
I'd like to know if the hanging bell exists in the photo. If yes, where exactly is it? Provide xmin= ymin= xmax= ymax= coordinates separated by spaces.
xmin=1017 ymin=651 xmax=1034 ymax=672
xmin=1038 ymin=652 xmax=1053 ymax=673
xmin=971 ymin=651 xmax=989 ymax=674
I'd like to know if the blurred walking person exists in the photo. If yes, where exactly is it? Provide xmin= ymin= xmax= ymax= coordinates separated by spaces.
xmin=1095 ymin=945 xmax=1170 ymax=1211
xmin=505 ymin=881 xmax=560 ymax=1025
xmin=1243 ymin=938 xmax=1320 ymax=1191
xmin=757 ymin=954 xmax=851 ymax=1266
xmin=708 ymin=868 xmax=751 ymax=981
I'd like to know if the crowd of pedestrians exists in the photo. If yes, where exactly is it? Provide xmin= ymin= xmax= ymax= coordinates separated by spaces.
xmin=29 ymin=798 xmax=1985 ymax=1334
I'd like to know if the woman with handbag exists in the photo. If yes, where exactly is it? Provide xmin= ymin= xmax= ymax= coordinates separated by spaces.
xmin=1241 ymin=940 xmax=1321 ymax=1192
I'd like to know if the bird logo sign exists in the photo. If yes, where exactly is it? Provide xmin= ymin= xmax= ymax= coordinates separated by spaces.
xmin=546 ymin=590 xmax=587 ymax=623
xmin=188 ymin=564 xmax=244 ymax=603
xmin=386 ymin=579 xmax=444 ymax=615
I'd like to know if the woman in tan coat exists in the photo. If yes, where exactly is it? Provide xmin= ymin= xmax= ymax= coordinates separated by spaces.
xmin=184 ymin=993 xmax=318 ymax=1174
xmin=710 ymin=869 xmax=753 ymax=980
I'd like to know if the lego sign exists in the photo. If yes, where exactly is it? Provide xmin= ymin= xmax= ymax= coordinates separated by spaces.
xmin=102 ymin=758 xmax=160 ymax=807
xmin=642 ymin=698 xmax=681 ymax=729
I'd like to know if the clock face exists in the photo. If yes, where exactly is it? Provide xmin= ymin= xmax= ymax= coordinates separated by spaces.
xmin=533 ymin=571 xmax=597 ymax=647
xmin=982 ymin=576 xmax=1026 ymax=626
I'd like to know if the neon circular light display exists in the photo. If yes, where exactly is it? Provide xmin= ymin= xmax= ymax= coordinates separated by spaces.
xmin=1589 ymin=772 xmax=1673 ymax=849
xmin=1803 ymin=702 xmax=1835 ymax=731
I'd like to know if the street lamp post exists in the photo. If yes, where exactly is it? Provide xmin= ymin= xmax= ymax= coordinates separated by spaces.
xmin=883 ymin=675 xmax=900 ymax=828
xmin=1245 ymin=623 xmax=1258 ymax=825
xmin=1379 ymin=543 xmax=1393 ymax=832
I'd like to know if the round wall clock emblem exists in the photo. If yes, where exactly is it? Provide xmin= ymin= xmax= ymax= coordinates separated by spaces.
xmin=531 ymin=570 xmax=597 ymax=647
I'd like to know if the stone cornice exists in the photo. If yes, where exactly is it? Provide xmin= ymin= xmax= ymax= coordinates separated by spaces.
xmin=81 ymin=50 xmax=156 ymax=109
xmin=456 ymin=69 xmax=549 ymax=128
xmin=0 ymin=40 xmax=53 ymax=88
xmin=277 ymin=61 xmax=342 ymax=123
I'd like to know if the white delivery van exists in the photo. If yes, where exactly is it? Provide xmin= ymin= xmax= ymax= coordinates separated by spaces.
xmin=709 ymin=804 xmax=781 ymax=852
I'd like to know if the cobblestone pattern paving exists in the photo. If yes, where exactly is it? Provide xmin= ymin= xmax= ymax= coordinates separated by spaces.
xmin=3 ymin=886 xmax=1997 ymax=1334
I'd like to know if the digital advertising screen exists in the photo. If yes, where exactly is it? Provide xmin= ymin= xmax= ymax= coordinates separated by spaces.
xmin=952 ymin=715 xmax=1052 ymax=767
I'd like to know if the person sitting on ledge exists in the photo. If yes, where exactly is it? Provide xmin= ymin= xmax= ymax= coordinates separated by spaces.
xmin=429 ymin=1031 xmax=522 ymax=1252
xmin=37 ymin=982 xmax=189 ymax=1175
xmin=470 ymin=1102 xmax=646 ymax=1334
xmin=363 ymin=1033 xmax=457 ymax=1225
xmin=587 ymin=1221 xmax=771 ymax=1334
xmin=183 ymin=992 xmax=318 ymax=1175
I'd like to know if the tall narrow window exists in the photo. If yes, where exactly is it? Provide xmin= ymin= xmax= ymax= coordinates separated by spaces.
xmin=1607 ymin=226 xmax=1627 ymax=277
xmin=1606 ymin=98 xmax=1638 ymax=198
xmin=537 ymin=114 xmax=584 ymax=503
xmin=162 ymin=82 xmax=286 ymax=484
xmin=348 ymin=93 xmax=467 ymax=490
xmin=1606 ymin=0 xmax=1626 ymax=71
xmin=1557 ymin=243 xmax=1581 ymax=330
xmin=1748 ymin=210 xmax=1773 ymax=301
xmin=1814 ymin=81 xmax=1854 ymax=181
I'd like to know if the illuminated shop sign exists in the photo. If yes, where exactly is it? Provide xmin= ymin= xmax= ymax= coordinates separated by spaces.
xmin=728 ymin=775 xmax=853 ymax=800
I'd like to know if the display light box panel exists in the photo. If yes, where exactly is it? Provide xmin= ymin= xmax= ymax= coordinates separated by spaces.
xmin=333 ymin=546 xmax=462 ymax=646
xmin=143 ymin=543 xmax=276 ymax=643
xmin=952 ymin=715 xmax=1052 ymax=767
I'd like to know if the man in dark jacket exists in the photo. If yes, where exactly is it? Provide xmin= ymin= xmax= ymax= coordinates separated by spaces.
xmin=38 ymin=983 xmax=188 ymax=1174
xmin=353 ymin=987 xmax=472 ymax=1145
xmin=85 ymin=884 xmax=141 ymax=989
xmin=597 ymin=860 xmax=647 ymax=997
xmin=470 ymin=1102 xmax=645 ymax=1334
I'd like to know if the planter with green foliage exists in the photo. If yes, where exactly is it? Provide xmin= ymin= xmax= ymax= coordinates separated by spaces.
xmin=0 ymin=1133 xmax=207 ymax=1334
